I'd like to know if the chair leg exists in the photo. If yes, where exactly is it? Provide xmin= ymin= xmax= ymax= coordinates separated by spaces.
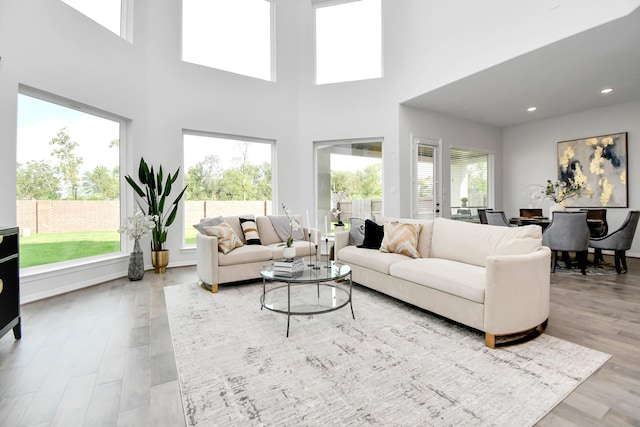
xmin=614 ymin=250 xmax=628 ymax=274
xmin=561 ymin=251 xmax=572 ymax=269
xmin=551 ymin=250 xmax=557 ymax=272
xmin=620 ymin=250 xmax=628 ymax=273
xmin=593 ymin=248 xmax=603 ymax=266
xmin=577 ymin=251 xmax=587 ymax=275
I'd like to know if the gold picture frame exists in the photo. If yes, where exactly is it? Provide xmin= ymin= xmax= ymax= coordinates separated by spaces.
xmin=557 ymin=132 xmax=628 ymax=208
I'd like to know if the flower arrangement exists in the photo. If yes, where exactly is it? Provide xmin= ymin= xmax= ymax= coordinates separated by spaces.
xmin=119 ymin=210 xmax=156 ymax=241
xmin=331 ymin=207 xmax=343 ymax=227
xmin=545 ymin=179 xmax=590 ymax=204
xmin=281 ymin=203 xmax=301 ymax=247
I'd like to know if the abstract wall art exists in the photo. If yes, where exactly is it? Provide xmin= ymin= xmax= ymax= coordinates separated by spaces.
xmin=557 ymin=132 xmax=628 ymax=208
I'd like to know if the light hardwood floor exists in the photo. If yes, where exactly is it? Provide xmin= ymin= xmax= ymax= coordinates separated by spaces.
xmin=1 ymin=257 xmax=638 ymax=426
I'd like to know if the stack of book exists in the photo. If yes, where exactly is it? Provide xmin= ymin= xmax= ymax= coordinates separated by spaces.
xmin=273 ymin=257 xmax=305 ymax=276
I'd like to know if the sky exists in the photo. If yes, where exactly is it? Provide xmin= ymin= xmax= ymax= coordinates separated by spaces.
xmin=17 ymin=95 xmax=120 ymax=174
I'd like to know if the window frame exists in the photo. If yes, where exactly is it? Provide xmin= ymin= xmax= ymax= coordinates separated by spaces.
xmin=314 ymin=137 xmax=383 ymax=233
xmin=182 ymin=129 xmax=276 ymax=247
xmin=59 ymin=0 xmax=128 ymax=39
xmin=313 ymin=0 xmax=383 ymax=85
xmin=17 ymin=85 xmax=128 ymax=273
xmin=181 ymin=0 xmax=275 ymax=81
xmin=449 ymin=147 xmax=493 ymax=220
xmin=412 ymin=136 xmax=440 ymax=220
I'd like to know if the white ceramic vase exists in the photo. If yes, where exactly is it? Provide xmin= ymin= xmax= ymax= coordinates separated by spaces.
xmin=547 ymin=202 xmax=566 ymax=219
xmin=282 ymin=246 xmax=296 ymax=260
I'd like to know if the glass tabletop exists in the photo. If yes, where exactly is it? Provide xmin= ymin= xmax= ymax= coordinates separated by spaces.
xmin=261 ymin=282 xmax=351 ymax=315
xmin=260 ymin=261 xmax=351 ymax=283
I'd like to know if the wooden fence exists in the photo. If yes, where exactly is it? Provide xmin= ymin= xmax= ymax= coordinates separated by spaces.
xmin=16 ymin=199 xmax=384 ymax=234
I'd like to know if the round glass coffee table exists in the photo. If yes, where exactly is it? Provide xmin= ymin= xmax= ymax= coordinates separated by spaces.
xmin=260 ymin=261 xmax=354 ymax=337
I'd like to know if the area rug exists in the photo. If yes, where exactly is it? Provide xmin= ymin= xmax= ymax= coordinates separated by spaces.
xmin=164 ymin=282 xmax=610 ymax=426
xmin=553 ymin=261 xmax=618 ymax=275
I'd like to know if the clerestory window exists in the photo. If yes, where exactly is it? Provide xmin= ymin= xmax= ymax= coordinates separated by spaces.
xmin=59 ymin=0 xmax=124 ymax=37
xmin=182 ymin=0 xmax=274 ymax=81
xmin=315 ymin=0 xmax=382 ymax=85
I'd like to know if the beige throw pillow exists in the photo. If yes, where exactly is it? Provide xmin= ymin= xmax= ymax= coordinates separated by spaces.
xmin=203 ymin=220 xmax=244 ymax=254
xmin=379 ymin=221 xmax=421 ymax=258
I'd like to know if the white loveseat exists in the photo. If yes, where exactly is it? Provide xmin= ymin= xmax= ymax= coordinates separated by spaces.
xmin=334 ymin=217 xmax=551 ymax=348
xmin=196 ymin=215 xmax=318 ymax=292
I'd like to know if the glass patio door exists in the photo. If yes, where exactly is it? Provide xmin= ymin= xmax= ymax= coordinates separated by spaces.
xmin=414 ymin=137 xmax=438 ymax=219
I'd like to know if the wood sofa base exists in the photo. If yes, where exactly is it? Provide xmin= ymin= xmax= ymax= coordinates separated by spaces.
xmin=485 ymin=319 xmax=548 ymax=349
xmin=199 ymin=280 xmax=218 ymax=293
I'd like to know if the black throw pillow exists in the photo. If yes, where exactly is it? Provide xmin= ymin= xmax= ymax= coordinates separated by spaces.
xmin=357 ymin=219 xmax=384 ymax=249
xmin=239 ymin=217 xmax=262 ymax=245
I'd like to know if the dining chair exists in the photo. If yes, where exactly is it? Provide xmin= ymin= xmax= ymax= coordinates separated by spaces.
xmin=580 ymin=208 xmax=608 ymax=238
xmin=477 ymin=208 xmax=491 ymax=224
xmin=485 ymin=211 xmax=511 ymax=227
xmin=588 ymin=210 xmax=640 ymax=274
xmin=542 ymin=211 xmax=590 ymax=274
xmin=519 ymin=208 xmax=543 ymax=218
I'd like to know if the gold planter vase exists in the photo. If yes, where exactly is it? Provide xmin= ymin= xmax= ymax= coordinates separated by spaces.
xmin=151 ymin=250 xmax=169 ymax=274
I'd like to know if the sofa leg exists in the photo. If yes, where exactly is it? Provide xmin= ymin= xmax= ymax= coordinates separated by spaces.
xmin=199 ymin=280 xmax=219 ymax=293
xmin=485 ymin=333 xmax=496 ymax=349
xmin=486 ymin=320 xmax=547 ymax=349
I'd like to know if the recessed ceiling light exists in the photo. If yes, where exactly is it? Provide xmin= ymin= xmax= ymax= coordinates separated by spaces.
xmin=601 ymin=88 xmax=613 ymax=94
xmin=527 ymin=106 xmax=537 ymax=112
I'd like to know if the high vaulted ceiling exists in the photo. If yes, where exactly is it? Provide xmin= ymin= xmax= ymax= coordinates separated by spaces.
xmin=403 ymin=7 xmax=640 ymax=128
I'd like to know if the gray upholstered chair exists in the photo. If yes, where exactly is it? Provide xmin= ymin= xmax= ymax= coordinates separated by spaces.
xmin=486 ymin=211 xmax=511 ymax=227
xmin=477 ymin=208 xmax=491 ymax=224
xmin=542 ymin=211 xmax=590 ymax=275
xmin=589 ymin=210 xmax=640 ymax=274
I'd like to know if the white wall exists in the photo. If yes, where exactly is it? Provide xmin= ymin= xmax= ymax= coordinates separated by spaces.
xmin=503 ymin=100 xmax=640 ymax=256
xmin=394 ymin=0 xmax=640 ymax=103
xmin=1 ymin=0 xmax=636 ymax=301
xmin=399 ymin=106 xmax=502 ymax=217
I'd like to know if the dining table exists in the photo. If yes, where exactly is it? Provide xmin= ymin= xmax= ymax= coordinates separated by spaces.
xmin=509 ymin=216 xmax=604 ymax=235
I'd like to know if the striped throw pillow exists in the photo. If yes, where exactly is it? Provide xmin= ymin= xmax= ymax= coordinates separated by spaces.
xmin=380 ymin=221 xmax=422 ymax=258
xmin=239 ymin=217 xmax=262 ymax=245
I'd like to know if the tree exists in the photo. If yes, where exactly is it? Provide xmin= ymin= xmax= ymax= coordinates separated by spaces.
xmin=331 ymin=164 xmax=382 ymax=200
xmin=16 ymin=160 xmax=60 ymax=199
xmin=186 ymin=146 xmax=272 ymax=202
xmin=331 ymin=171 xmax=359 ymax=199
xmin=49 ymin=127 xmax=83 ymax=199
xmin=355 ymin=163 xmax=382 ymax=198
xmin=82 ymin=165 xmax=120 ymax=200
xmin=185 ymin=155 xmax=222 ymax=200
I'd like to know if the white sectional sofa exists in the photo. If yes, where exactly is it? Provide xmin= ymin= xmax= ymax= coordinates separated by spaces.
xmin=196 ymin=215 xmax=318 ymax=292
xmin=334 ymin=217 xmax=551 ymax=348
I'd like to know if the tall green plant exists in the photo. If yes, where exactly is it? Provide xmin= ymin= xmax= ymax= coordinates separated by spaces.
xmin=124 ymin=158 xmax=187 ymax=251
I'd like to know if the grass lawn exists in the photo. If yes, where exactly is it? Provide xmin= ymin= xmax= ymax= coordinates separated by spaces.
xmin=19 ymin=223 xmax=348 ymax=268
xmin=185 ymin=227 xmax=197 ymax=245
xmin=19 ymin=231 xmax=120 ymax=268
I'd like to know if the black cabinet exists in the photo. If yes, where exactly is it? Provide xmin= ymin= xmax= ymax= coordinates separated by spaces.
xmin=0 ymin=227 xmax=21 ymax=340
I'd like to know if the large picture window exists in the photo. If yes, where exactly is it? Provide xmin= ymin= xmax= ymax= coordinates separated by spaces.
xmin=183 ymin=132 xmax=274 ymax=245
xmin=315 ymin=0 xmax=382 ymax=85
xmin=17 ymin=90 xmax=122 ymax=268
xmin=182 ymin=0 xmax=273 ymax=81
